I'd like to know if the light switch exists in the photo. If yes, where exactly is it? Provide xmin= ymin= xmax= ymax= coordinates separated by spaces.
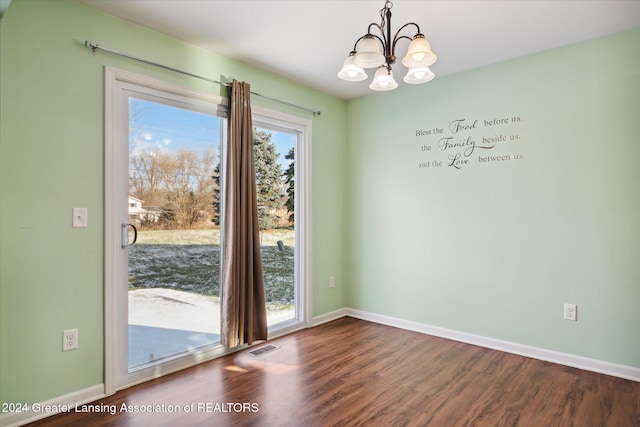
xmin=72 ymin=208 xmax=88 ymax=228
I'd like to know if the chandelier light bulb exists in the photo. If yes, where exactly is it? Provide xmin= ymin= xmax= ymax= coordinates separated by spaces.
xmin=369 ymin=67 xmax=398 ymax=91
xmin=338 ymin=54 xmax=368 ymax=81
xmin=401 ymin=34 xmax=437 ymax=68
xmin=404 ymin=66 xmax=435 ymax=84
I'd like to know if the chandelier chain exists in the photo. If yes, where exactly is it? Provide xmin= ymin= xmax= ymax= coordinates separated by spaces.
xmin=379 ymin=0 xmax=393 ymax=35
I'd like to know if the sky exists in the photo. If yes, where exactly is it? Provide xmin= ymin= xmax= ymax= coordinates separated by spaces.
xmin=129 ymin=97 xmax=295 ymax=168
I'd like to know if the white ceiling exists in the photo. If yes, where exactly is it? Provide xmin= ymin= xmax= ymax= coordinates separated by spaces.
xmin=77 ymin=0 xmax=640 ymax=100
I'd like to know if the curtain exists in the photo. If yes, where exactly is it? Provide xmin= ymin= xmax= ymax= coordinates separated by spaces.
xmin=220 ymin=80 xmax=268 ymax=348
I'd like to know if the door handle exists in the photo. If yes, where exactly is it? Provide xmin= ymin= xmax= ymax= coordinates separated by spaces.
xmin=121 ymin=223 xmax=138 ymax=248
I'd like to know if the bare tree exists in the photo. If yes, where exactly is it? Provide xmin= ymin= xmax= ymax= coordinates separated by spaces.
xmin=129 ymin=147 xmax=219 ymax=229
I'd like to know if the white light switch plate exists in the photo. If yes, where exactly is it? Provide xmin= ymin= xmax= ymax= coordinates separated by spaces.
xmin=72 ymin=208 xmax=88 ymax=228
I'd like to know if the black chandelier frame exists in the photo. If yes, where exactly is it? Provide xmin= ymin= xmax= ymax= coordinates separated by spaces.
xmin=348 ymin=0 xmax=426 ymax=71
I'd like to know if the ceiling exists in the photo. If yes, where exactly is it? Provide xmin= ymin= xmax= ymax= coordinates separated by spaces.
xmin=76 ymin=0 xmax=640 ymax=100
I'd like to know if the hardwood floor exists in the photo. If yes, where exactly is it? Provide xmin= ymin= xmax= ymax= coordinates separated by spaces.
xmin=27 ymin=317 xmax=639 ymax=426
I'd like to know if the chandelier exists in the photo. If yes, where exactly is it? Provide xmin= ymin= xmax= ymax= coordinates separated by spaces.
xmin=337 ymin=0 xmax=437 ymax=91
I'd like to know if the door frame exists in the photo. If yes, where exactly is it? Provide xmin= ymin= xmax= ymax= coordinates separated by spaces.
xmin=104 ymin=67 xmax=312 ymax=394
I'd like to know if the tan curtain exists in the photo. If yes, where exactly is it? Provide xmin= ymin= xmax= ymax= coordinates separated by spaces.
xmin=220 ymin=80 xmax=268 ymax=348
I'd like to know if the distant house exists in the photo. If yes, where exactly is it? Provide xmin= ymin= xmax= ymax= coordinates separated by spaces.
xmin=128 ymin=196 xmax=160 ymax=224
xmin=128 ymin=196 xmax=144 ymax=216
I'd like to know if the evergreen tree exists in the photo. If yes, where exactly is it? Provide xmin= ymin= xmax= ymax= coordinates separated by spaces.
xmin=253 ymin=129 xmax=283 ymax=230
xmin=211 ymin=162 xmax=221 ymax=226
xmin=283 ymin=147 xmax=295 ymax=224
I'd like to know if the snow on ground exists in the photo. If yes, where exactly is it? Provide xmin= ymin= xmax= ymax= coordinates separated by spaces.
xmin=129 ymin=288 xmax=220 ymax=333
xmin=128 ymin=288 xmax=294 ymax=368
xmin=129 ymin=288 xmax=295 ymax=334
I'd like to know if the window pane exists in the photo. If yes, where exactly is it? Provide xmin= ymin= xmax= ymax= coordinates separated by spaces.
xmin=128 ymin=97 xmax=222 ymax=370
xmin=253 ymin=126 xmax=296 ymax=326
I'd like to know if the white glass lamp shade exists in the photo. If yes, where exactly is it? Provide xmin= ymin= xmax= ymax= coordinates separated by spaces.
xmin=337 ymin=55 xmax=368 ymax=81
xmin=403 ymin=66 xmax=435 ymax=84
xmin=401 ymin=35 xmax=437 ymax=68
xmin=369 ymin=67 xmax=398 ymax=91
xmin=353 ymin=35 xmax=385 ymax=68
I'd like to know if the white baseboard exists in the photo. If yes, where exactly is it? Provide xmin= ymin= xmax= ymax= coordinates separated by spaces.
xmin=311 ymin=307 xmax=349 ymax=326
xmin=0 ymin=384 xmax=105 ymax=427
xmin=314 ymin=307 xmax=639 ymax=382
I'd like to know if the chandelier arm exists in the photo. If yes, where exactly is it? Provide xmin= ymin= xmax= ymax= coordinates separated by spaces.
xmin=390 ymin=22 xmax=421 ymax=57
xmin=367 ymin=23 xmax=380 ymax=34
xmin=392 ymin=22 xmax=421 ymax=43
xmin=351 ymin=35 xmax=367 ymax=53
xmin=391 ymin=35 xmax=414 ymax=57
xmin=367 ymin=23 xmax=388 ymax=47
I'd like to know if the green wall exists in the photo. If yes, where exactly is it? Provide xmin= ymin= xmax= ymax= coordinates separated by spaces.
xmin=1 ymin=0 xmax=638 ymax=414
xmin=346 ymin=28 xmax=640 ymax=368
xmin=0 ymin=0 xmax=347 ymax=405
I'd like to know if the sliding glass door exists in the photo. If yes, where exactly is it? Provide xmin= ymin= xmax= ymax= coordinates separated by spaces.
xmin=106 ymin=68 xmax=311 ymax=391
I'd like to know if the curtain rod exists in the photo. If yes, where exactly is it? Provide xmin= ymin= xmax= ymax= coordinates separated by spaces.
xmin=83 ymin=41 xmax=321 ymax=117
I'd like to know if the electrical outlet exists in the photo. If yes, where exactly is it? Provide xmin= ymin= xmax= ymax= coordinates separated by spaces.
xmin=329 ymin=276 xmax=335 ymax=288
xmin=564 ymin=303 xmax=577 ymax=321
xmin=63 ymin=329 xmax=78 ymax=351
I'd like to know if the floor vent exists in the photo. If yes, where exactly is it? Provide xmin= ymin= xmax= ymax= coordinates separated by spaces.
xmin=248 ymin=344 xmax=279 ymax=357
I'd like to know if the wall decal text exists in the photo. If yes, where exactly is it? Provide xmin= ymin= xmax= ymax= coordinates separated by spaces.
xmin=416 ymin=116 xmax=523 ymax=170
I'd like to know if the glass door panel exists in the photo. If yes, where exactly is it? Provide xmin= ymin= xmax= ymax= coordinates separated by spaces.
xmin=253 ymin=126 xmax=296 ymax=327
xmin=127 ymin=97 xmax=222 ymax=370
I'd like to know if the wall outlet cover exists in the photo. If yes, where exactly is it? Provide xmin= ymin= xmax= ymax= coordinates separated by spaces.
xmin=564 ymin=303 xmax=577 ymax=321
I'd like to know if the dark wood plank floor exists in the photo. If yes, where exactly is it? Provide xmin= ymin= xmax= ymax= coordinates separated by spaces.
xmin=27 ymin=317 xmax=639 ymax=426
